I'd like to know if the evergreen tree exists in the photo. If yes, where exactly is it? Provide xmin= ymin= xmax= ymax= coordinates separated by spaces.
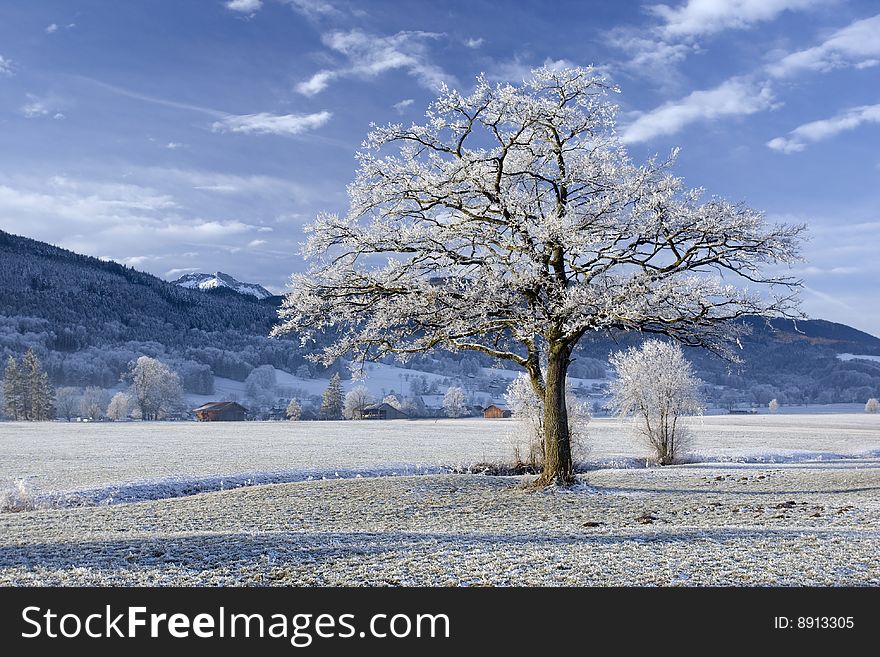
xmin=320 ymin=373 xmax=344 ymax=420
xmin=2 ymin=356 xmax=26 ymax=420
xmin=286 ymin=399 xmax=302 ymax=421
xmin=22 ymin=349 xmax=54 ymax=421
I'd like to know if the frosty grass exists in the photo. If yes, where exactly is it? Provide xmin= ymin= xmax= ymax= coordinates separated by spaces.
xmin=0 ymin=414 xmax=878 ymax=585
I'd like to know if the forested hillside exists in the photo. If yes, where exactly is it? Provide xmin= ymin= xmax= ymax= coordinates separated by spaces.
xmin=0 ymin=230 xmax=308 ymax=391
xmin=2 ymin=229 xmax=879 ymax=405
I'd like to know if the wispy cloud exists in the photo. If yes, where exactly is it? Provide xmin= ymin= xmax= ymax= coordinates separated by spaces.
xmin=225 ymin=0 xmax=262 ymax=13
xmin=651 ymin=0 xmax=826 ymax=38
xmin=211 ymin=111 xmax=331 ymax=136
xmin=80 ymin=77 xmax=331 ymax=137
xmin=767 ymin=104 xmax=880 ymax=153
xmin=20 ymin=94 xmax=66 ymax=119
xmin=45 ymin=23 xmax=58 ymax=34
xmin=296 ymin=30 xmax=453 ymax=96
xmin=768 ymin=14 xmax=880 ymax=77
xmin=81 ymin=77 xmax=227 ymax=117
xmin=165 ymin=142 xmax=186 ymax=150
xmin=282 ymin=0 xmax=340 ymax=20
xmin=487 ymin=56 xmax=578 ymax=83
xmin=392 ymin=98 xmax=414 ymax=113
xmin=607 ymin=0 xmax=824 ymax=84
xmin=620 ymin=76 xmax=777 ymax=143
xmin=464 ymin=37 xmax=484 ymax=49
xmin=0 ymin=55 xmax=14 ymax=76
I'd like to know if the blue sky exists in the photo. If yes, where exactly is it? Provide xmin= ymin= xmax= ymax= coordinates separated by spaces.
xmin=0 ymin=0 xmax=878 ymax=335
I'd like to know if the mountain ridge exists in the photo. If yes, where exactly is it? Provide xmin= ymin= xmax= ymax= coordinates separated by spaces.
xmin=171 ymin=271 xmax=272 ymax=300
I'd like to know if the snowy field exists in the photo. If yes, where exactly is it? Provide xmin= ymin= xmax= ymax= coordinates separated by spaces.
xmin=1 ymin=414 xmax=879 ymax=501
xmin=0 ymin=414 xmax=878 ymax=586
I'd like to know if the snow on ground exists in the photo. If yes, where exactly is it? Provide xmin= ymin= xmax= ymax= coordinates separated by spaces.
xmin=1 ymin=463 xmax=878 ymax=585
xmin=837 ymin=353 xmax=880 ymax=363
xmin=0 ymin=414 xmax=878 ymax=505
xmin=1 ymin=414 xmax=878 ymax=585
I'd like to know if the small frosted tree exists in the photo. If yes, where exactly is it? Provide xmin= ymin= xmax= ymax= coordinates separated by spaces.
xmin=286 ymin=398 xmax=302 ymax=420
xmin=382 ymin=394 xmax=402 ymax=410
xmin=127 ymin=356 xmax=183 ymax=420
xmin=320 ymin=373 xmax=344 ymax=419
xmin=344 ymin=385 xmax=374 ymax=419
xmin=55 ymin=387 xmax=81 ymax=421
xmin=610 ymin=340 xmax=703 ymax=465
xmin=505 ymin=373 xmax=590 ymax=469
xmin=866 ymin=398 xmax=879 ymax=414
xmin=106 ymin=392 xmax=134 ymax=421
xmin=768 ymin=398 xmax=780 ymax=414
xmin=443 ymin=386 xmax=467 ymax=418
xmin=273 ymin=66 xmax=804 ymax=485
xmin=80 ymin=386 xmax=108 ymax=421
xmin=245 ymin=365 xmax=277 ymax=406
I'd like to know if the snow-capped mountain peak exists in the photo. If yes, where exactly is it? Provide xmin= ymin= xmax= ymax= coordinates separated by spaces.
xmin=171 ymin=271 xmax=272 ymax=299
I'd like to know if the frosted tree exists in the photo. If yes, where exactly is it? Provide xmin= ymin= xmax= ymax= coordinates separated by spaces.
xmin=344 ymin=385 xmax=374 ymax=419
xmin=505 ymin=373 xmax=590 ymax=469
xmin=443 ymin=386 xmax=467 ymax=418
xmin=866 ymin=398 xmax=879 ymax=414
xmin=245 ymin=365 xmax=278 ymax=407
xmin=274 ymin=66 xmax=804 ymax=485
xmin=106 ymin=392 xmax=134 ymax=421
xmin=768 ymin=398 xmax=780 ymax=414
xmin=286 ymin=398 xmax=302 ymax=420
xmin=22 ymin=349 xmax=54 ymax=421
xmin=2 ymin=356 xmax=27 ymax=420
xmin=127 ymin=356 xmax=183 ymax=420
xmin=55 ymin=387 xmax=81 ymax=421
xmin=320 ymin=373 xmax=344 ymax=419
xmin=80 ymin=386 xmax=108 ymax=421
xmin=610 ymin=340 xmax=703 ymax=465
xmin=382 ymin=394 xmax=402 ymax=410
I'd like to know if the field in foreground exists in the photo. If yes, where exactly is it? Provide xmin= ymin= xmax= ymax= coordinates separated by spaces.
xmin=1 ymin=414 xmax=878 ymax=586
xmin=1 ymin=462 xmax=878 ymax=585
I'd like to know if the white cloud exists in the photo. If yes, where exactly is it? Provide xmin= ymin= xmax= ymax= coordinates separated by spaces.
xmin=608 ymin=1 xmax=824 ymax=84
xmin=0 ymin=55 xmax=12 ymax=76
xmin=296 ymin=30 xmax=453 ymax=96
xmin=247 ymin=239 xmax=268 ymax=247
xmin=768 ymin=14 xmax=880 ymax=77
xmin=465 ymin=37 xmax=484 ymax=49
xmin=767 ymin=103 xmax=880 ymax=153
xmin=225 ymin=0 xmax=263 ymax=13
xmin=296 ymin=70 xmax=336 ymax=95
xmin=20 ymin=94 xmax=67 ymax=120
xmin=45 ymin=23 xmax=59 ymax=34
xmin=392 ymin=98 xmax=414 ymax=113
xmin=21 ymin=96 xmax=50 ymax=118
xmin=283 ymin=0 xmax=339 ymax=20
xmin=165 ymin=142 xmax=186 ymax=149
xmin=621 ymin=76 xmax=777 ymax=143
xmin=165 ymin=267 xmax=200 ymax=279
xmin=488 ymin=56 xmax=578 ymax=82
xmin=211 ymin=110 xmax=331 ymax=136
xmin=650 ymin=0 xmax=825 ymax=38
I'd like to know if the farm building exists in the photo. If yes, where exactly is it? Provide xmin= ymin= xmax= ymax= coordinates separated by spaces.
xmin=483 ymin=403 xmax=512 ymax=418
xmin=193 ymin=401 xmax=248 ymax=422
xmin=353 ymin=402 xmax=409 ymax=420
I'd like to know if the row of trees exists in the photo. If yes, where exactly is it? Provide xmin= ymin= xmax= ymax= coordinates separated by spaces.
xmin=1 ymin=353 xmax=184 ymax=422
xmin=2 ymin=349 xmax=54 ymax=421
xmin=297 ymin=374 xmax=474 ymax=421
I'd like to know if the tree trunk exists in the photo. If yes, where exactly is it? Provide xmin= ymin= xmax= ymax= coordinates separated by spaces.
xmin=534 ymin=342 xmax=574 ymax=486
